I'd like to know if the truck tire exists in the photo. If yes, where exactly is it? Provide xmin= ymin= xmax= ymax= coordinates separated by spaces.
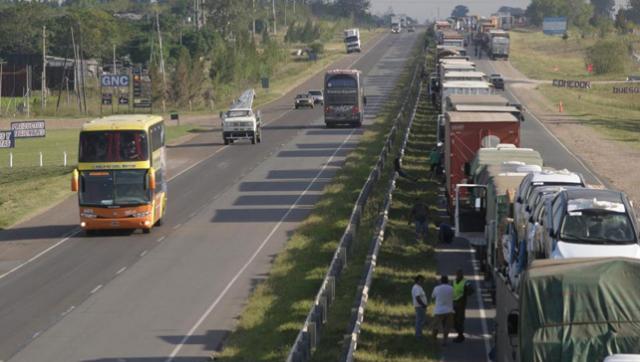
xmin=257 ymin=131 xmax=262 ymax=143
xmin=142 ymin=228 xmax=151 ymax=234
xmin=251 ymin=134 xmax=257 ymax=144
xmin=224 ymin=138 xmax=229 ymax=145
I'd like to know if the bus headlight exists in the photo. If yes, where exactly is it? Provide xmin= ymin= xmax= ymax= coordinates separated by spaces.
xmin=133 ymin=211 xmax=151 ymax=218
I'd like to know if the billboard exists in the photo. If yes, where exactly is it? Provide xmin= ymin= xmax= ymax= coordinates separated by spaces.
xmin=11 ymin=121 xmax=46 ymax=138
xmin=0 ymin=130 xmax=15 ymax=148
xmin=543 ymin=17 xmax=567 ymax=35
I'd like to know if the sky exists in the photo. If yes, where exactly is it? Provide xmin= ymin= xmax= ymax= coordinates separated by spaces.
xmin=369 ymin=0 xmax=629 ymax=22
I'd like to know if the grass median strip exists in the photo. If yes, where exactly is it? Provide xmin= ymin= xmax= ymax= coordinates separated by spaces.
xmin=354 ymin=78 xmax=441 ymax=362
xmin=216 ymin=34 xmax=425 ymax=361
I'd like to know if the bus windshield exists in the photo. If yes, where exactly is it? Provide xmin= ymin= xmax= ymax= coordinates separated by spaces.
xmin=325 ymin=75 xmax=358 ymax=105
xmin=79 ymin=130 xmax=149 ymax=162
xmin=79 ymin=170 xmax=151 ymax=206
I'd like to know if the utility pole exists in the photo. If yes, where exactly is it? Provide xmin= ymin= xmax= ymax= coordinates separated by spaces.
xmin=284 ymin=0 xmax=287 ymax=26
xmin=156 ymin=11 xmax=167 ymax=112
xmin=0 ymin=61 xmax=4 ymax=116
xmin=42 ymin=25 xmax=46 ymax=110
xmin=252 ymin=0 xmax=256 ymax=36
xmin=70 ymin=26 xmax=82 ymax=112
xmin=272 ymin=0 xmax=277 ymax=35
xmin=113 ymin=43 xmax=117 ymax=74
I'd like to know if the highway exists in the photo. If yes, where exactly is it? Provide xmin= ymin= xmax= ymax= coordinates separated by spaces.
xmin=0 ymin=31 xmax=421 ymax=361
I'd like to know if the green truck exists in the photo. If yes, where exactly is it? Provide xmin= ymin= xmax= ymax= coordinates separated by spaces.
xmin=495 ymin=257 xmax=640 ymax=362
xmin=455 ymin=145 xmax=543 ymax=273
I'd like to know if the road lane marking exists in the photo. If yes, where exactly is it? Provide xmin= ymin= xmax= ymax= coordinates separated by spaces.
xmin=0 ymin=228 xmax=81 ymax=281
xmin=469 ymin=245 xmax=491 ymax=361
xmin=484 ymin=60 xmax=605 ymax=186
xmin=157 ymin=236 xmax=166 ymax=243
xmin=0 ymin=32 xmax=392 ymax=287
xmin=165 ymin=129 xmax=358 ymax=362
xmin=90 ymin=285 xmax=103 ymax=294
xmin=61 ymin=305 xmax=75 ymax=317
xmin=140 ymin=250 xmax=148 ymax=257
xmin=172 ymin=224 xmax=182 ymax=230
xmin=115 ymin=267 xmax=127 ymax=275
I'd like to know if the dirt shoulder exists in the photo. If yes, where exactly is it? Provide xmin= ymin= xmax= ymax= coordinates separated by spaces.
xmin=492 ymin=60 xmax=640 ymax=206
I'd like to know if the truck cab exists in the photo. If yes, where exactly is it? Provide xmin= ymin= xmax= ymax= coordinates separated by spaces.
xmin=221 ymin=89 xmax=262 ymax=145
xmin=344 ymin=28 xmax=361 ymax=53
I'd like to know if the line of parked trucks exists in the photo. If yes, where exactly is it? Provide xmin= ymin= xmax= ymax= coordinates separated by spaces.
xmin=429 ymin=21 xmax=640 ymax=362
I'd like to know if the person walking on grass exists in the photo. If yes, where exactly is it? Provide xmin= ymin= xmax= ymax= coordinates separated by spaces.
xmin=431 ymin=275 xmax=454 ymax=346
xmin=412 ymin=275 xmax=428 ymax=339
xmin=453 ymin=269 xmax=474 ymax=343
xmin=429 ymin=144 xmax=442 ymax=180
xmin=409 ymin=199 xmax=429 ymax=243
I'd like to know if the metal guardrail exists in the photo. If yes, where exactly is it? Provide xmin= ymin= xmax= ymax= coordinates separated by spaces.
xmin=286 ymin=58 xmax=424 ymax=362
xmin=342 ymin=80 xmax=423 ymax=362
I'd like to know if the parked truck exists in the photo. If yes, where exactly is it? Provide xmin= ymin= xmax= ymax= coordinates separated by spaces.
xmin=343 ymin=28 xmax=361 ymax=53
xmin=495 ymin=257 xmax=640 ymax=362
xmin=488 ymin=30 xmax=510 ymax=60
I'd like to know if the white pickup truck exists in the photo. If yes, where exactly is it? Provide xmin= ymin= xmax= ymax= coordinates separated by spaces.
xmin=220 ymin=89 xmax=262 ymax=145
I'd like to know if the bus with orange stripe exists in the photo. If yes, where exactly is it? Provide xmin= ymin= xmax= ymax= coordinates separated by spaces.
xmin=71 ymin=115 xmax=167 ymax=235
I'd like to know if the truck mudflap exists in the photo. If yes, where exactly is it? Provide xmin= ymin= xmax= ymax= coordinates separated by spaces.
xmin=455 ymin=183 xmax=488 ymax=269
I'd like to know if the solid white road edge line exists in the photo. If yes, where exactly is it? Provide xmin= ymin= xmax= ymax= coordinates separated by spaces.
xmin=470 ymin=245 xmax=491 ymax=362
xmin=165 ymin=129 xmax=357 ymax=362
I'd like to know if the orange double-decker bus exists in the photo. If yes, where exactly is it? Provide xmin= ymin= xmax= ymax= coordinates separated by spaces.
xmin=71 ymin=115 xmax=167 ymax=234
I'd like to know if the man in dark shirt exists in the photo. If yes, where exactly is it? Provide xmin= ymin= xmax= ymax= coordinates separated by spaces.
xmin=409 ymin=199 xmax=429 ymax=243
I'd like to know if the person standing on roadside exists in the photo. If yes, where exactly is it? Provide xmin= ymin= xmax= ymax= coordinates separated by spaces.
xmin=412 ymin=275 xmax=428 ymax=338
xmin=431 ymin=275 xmax=454 ymax=346
xmin=409 ymin=199 xmax=429 ymax=243
xmin=453 ymin=269 xmax=474 ymax=343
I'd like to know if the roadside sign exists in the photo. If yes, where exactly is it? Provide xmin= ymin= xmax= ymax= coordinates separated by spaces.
xmin=10 ymin=121 xmax=46 ymax=138
xmin=101 ymin=74 xmax=130 ymax=88
xmin=543 ymin=17 xmax=567 ymax=36
xmin=102 ymin=93 xmax=113 ymax=105
xmin=118 ymin=95 xmax=129 ymax=105
xmin=0 ymin=130 xmax=15 ymax=148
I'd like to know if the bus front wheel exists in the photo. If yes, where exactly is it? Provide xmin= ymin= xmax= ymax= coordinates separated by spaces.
xmin=142 ymin=228 xmax=151 ymax=234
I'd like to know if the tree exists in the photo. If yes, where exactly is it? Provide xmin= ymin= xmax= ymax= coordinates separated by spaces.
xmin=334 ymin=0 xmax=371 ymax=19
xmin=451 ymin=5 xmax=469 ymax=18
xmin=590 ymin=0 xmax=614 ymax=18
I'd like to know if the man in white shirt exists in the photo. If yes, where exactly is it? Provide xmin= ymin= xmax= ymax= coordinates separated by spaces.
xmin=431 ymin=275 xmax=454 ymax=345
xmin=411 ymin=275 xmax=428 ymax=338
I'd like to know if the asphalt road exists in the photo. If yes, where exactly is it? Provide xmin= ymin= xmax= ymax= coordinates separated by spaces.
xmin=0 ymin=31 xmax=421 ymax=361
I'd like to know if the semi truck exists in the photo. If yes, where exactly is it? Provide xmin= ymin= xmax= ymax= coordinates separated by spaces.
xmin=343 ymin=28 xmax=361 ymax=53
xmin=220 ymin=89 xmax=262 ymax=145
xmin=488 ymin=30 xmax=510 ymax=60
xmin=391 ymin=16 xmax=401 ymax=33
xmin=495 ymin=257 xmax=640 ymax=362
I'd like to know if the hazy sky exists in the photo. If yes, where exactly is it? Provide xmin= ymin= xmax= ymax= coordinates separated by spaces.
xmin=370 ymin=0 xmax=629 ymax=22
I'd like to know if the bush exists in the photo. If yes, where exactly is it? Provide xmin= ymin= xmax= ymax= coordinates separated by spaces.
xmin=309 ymin=42 xmax=324 ymax=55
xmin=585 ymin=39 xmax=629 ymax=74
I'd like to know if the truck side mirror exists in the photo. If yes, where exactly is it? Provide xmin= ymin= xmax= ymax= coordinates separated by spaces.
xmin=507 ymin=312 xmax=519 ymax=336
xmin=71 ymin=169 xmax=79 ymax=192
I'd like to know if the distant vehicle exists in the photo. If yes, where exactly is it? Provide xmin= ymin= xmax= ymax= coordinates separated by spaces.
xmin=220 ymin=89 xmax=262 ymax=145
xmin=344 ymin=28 xmax=361 ymax=53
xmin=391 ymin=16 xmax=401 ymax=33
xmin=407 ymin=25 xmax=415 ymax=32
xmin=627 ymin=75 xmax=640 ymax=81
xmin=308 ymin=90 xmax=324 ymax=105
xmin=294 ymin=94 xmax=314 ymax=109
xmin=71 ymin=114 xmax=167 ymax=235
xmin=324 ymin=69 xmax=366 ymax=128
xmin=490 ymin=74 xmax=505 ymax=90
